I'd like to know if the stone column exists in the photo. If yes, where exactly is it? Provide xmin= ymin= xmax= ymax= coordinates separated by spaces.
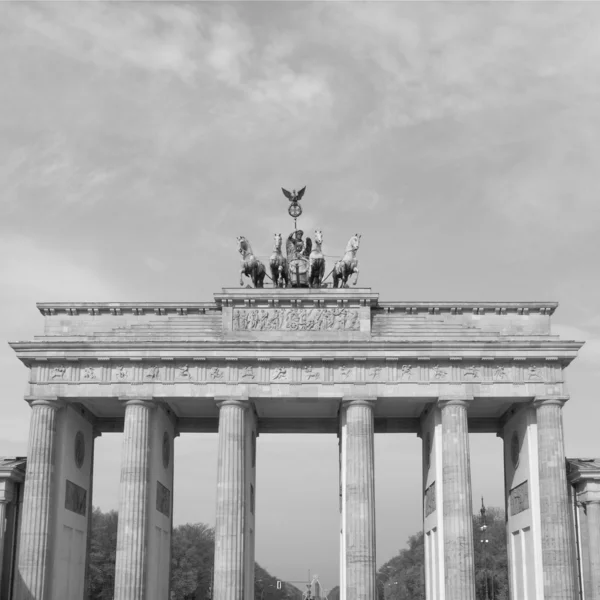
xmin=15 ymin=399 xmax=61 ymax=600
xmin=0 ymin=497 xmax=7 ymax=591
xmin=439 ymin=397 xmax=476 ymax=600
xmin=114 ymin=399 xmax=153 ymax=600
xmin=534 ymin=397 xmax=577 ymax=600
xmin=343 ymin=399 xmax=376 ymax=600
xmin=213 ymin=399 xmax=248 ymax=600
xmin=585 ymin=500 xmax=600 ymax=600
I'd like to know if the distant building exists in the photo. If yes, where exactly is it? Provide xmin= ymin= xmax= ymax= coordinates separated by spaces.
xmin=567 ymin=458 xmax=600 ymax=600
xmin=0 ymin=457 xmax=26 ymax=600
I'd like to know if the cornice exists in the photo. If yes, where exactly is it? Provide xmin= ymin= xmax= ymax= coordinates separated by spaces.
xmin=35 ymin=298 xmax=560 ymax=316
xmin=9 ymin=339 xmax=584 ymax=355
xmin=37 ymin=301 xmax=219 ymax=317
xmin=376 ymin=301 xmax=558 ymax=316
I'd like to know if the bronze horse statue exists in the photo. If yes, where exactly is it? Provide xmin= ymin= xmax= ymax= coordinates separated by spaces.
xmin=237 ymin=236 xmax=266 ymax=288
xmin=332 ymin=233 xmax=361 ymax=288
xmin=308 ymin=229 xmax=325 ymax=288
xmin=269 ymin=233 xmax=289 ymax=288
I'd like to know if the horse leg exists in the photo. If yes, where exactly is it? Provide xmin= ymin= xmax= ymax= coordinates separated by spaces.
xmin=353 ymin=265 xmax=359 ymax=286
xmin=240 ymin=268 xmax=245 ymax=287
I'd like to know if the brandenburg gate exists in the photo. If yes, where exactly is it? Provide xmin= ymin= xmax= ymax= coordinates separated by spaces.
xmin=7 ymin=191 xmax=585 ymax=600
xmin=9 ymin=288 xmax=583 ymax=600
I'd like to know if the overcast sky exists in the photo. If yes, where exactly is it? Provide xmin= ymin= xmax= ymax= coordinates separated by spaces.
xmin=2 ymin=1 xmax=600 ymax=592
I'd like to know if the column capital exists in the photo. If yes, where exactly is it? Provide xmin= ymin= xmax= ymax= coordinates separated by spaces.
xmin=533 ymin=395 xmax=569 ymax=409
xmin=341 ymin=396 xmax=377 ymax=409
xmin=118 ymin=396 xmax=156 ymax=409
xmin=214 ymin=395 xmax=250 ymax=410
xmin=438 ymin=395 xmax=473 ymax=409
xmin=26 ymin=396 xmax=65 ymax=410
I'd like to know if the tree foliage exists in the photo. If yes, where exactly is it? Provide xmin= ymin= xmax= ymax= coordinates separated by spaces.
xmin=88 ymin=507 xmax=118 ymax=600
xmin=171 ymin=523 xmax=215 ymax=600
xmin=88 ymin=508 xmax=302 ymax=600
xmin=376 ymin=507 xmax=509 ymax=600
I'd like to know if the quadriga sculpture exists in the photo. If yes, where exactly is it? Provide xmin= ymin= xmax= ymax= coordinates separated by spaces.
xmin=237 ymin=236 xmax=266 ymax=288
xmin=332 ymin=233 xmax=361 ymax=288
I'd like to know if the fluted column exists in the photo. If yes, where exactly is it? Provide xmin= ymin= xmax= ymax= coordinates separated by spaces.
xmin=344 ymin=399 xmax=376 ymax=600
xmin=535 ymin=397 xmax=577 ymax=600
xmin=585 ymin=501 xmax=600 ymax=600
xmin=439 ymin=397 xmax=476 ymax=600
xmin=0 ymin=499 xmax=7 ymax=591
xmin=114 ymin=399 xmax=153 ymax=600
xmin=213 ymin=399 xmax=248 ymax=600
xmin=15 ymin=399 xmax=61 ymax=600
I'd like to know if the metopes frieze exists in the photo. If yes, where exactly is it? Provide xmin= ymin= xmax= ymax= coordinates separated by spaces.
xmin=232 ymin=308 xmax=361 ymax=331
xmin=33 ymin=361 xmax=561 ymax=385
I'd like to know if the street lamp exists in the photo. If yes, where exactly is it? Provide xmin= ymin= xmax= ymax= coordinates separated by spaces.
xmin=479 ymin=497 xmax=490 ymax=600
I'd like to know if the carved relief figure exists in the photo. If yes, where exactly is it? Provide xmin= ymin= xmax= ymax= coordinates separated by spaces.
xmin=209 ymin=367 xmax=223 ymax=380
xmin=237 ymin=236 xmax=266 ymax=288
xmin=370 ymin=366 xmax=383 ymax=380
xmin=432 ymin=365 xmax=447 ymax=380
xmin=340 ymin=364 xmax=352 ymax=380
xmin=333 ymin=234 xmax=361 ymax=288
xmin=494 ymin=366 xmax=508 ymax=381
xmin=400 ymin=364 xmax=413 ymax=380
xmin=463 ymin=365 xmax=481 ymax=379
xmin=83 ymin=367 xmax=96 ymax=380
xmin=308 ymin=230 xmax=326 ymax=288
xmin=146 ymin=366 xmax=159 ymax=379
xmin=241 ymin=366 xmax=255 ymax=379
xmin=273 ymin=367 xmax=288 ymax=381
xmin=116 ymin=365 xmax=128 ymax=380
xmin=50 ymin=366 xmax=66 ymax=379
xmin=527 ymin=365 xmax=543 ymax=380
xmin=178 ymin=364 xmax=191 ymax=379
xmin=304 ymin=365 xmax=320 ymax=380
xmin=232 ymin=308 xmax=360 ymax=332
xmin=269 ymin=233 xmax=289 ymax=288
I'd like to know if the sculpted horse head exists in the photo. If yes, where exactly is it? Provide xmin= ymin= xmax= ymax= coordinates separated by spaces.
xmin=273 ymin=232 xmax=283 ymax=251
xmin=344 ymin=233 xmax=361 ymax=256
xmin=313 ymin=229 xmax=323 ymax=248
xmin=237 ymin=236 xmax=253 ymax=258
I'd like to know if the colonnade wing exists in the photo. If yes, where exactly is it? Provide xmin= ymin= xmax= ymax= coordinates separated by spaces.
xmin=8 ymin=289 xmax=583 ymax=600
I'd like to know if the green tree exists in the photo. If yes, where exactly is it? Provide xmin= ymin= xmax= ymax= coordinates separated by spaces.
xmin=88 ymin=507 xmax=118 ymax=600
xmin=171 ymin=523 xmax=215 ymax=600
xmin=376 ymin=507 xmax=509 ymax=600
xmin=88 ymin=508 xmax=301 ymax=600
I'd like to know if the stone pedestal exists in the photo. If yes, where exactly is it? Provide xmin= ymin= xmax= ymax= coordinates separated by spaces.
xmin=213 ymin=399 xmax=252 ymax=600
xmin=15 ymin=399 xmax=61 ymax=600
xmin=340 ymin=399 xmax=376 ymax=600
xmin=114 ymin=399 xmax=153 ymax=600
xmin=534 ymin=397 xmax=577 ymax=600
xmin=439 ymin=398 xmax=476 ymax=600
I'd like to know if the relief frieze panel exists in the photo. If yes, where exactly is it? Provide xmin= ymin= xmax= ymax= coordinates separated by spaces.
xmin=233 ymin=308 xmax=360 ymax=331
xmin=32 ymin=361 xmax=558 ymax=386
